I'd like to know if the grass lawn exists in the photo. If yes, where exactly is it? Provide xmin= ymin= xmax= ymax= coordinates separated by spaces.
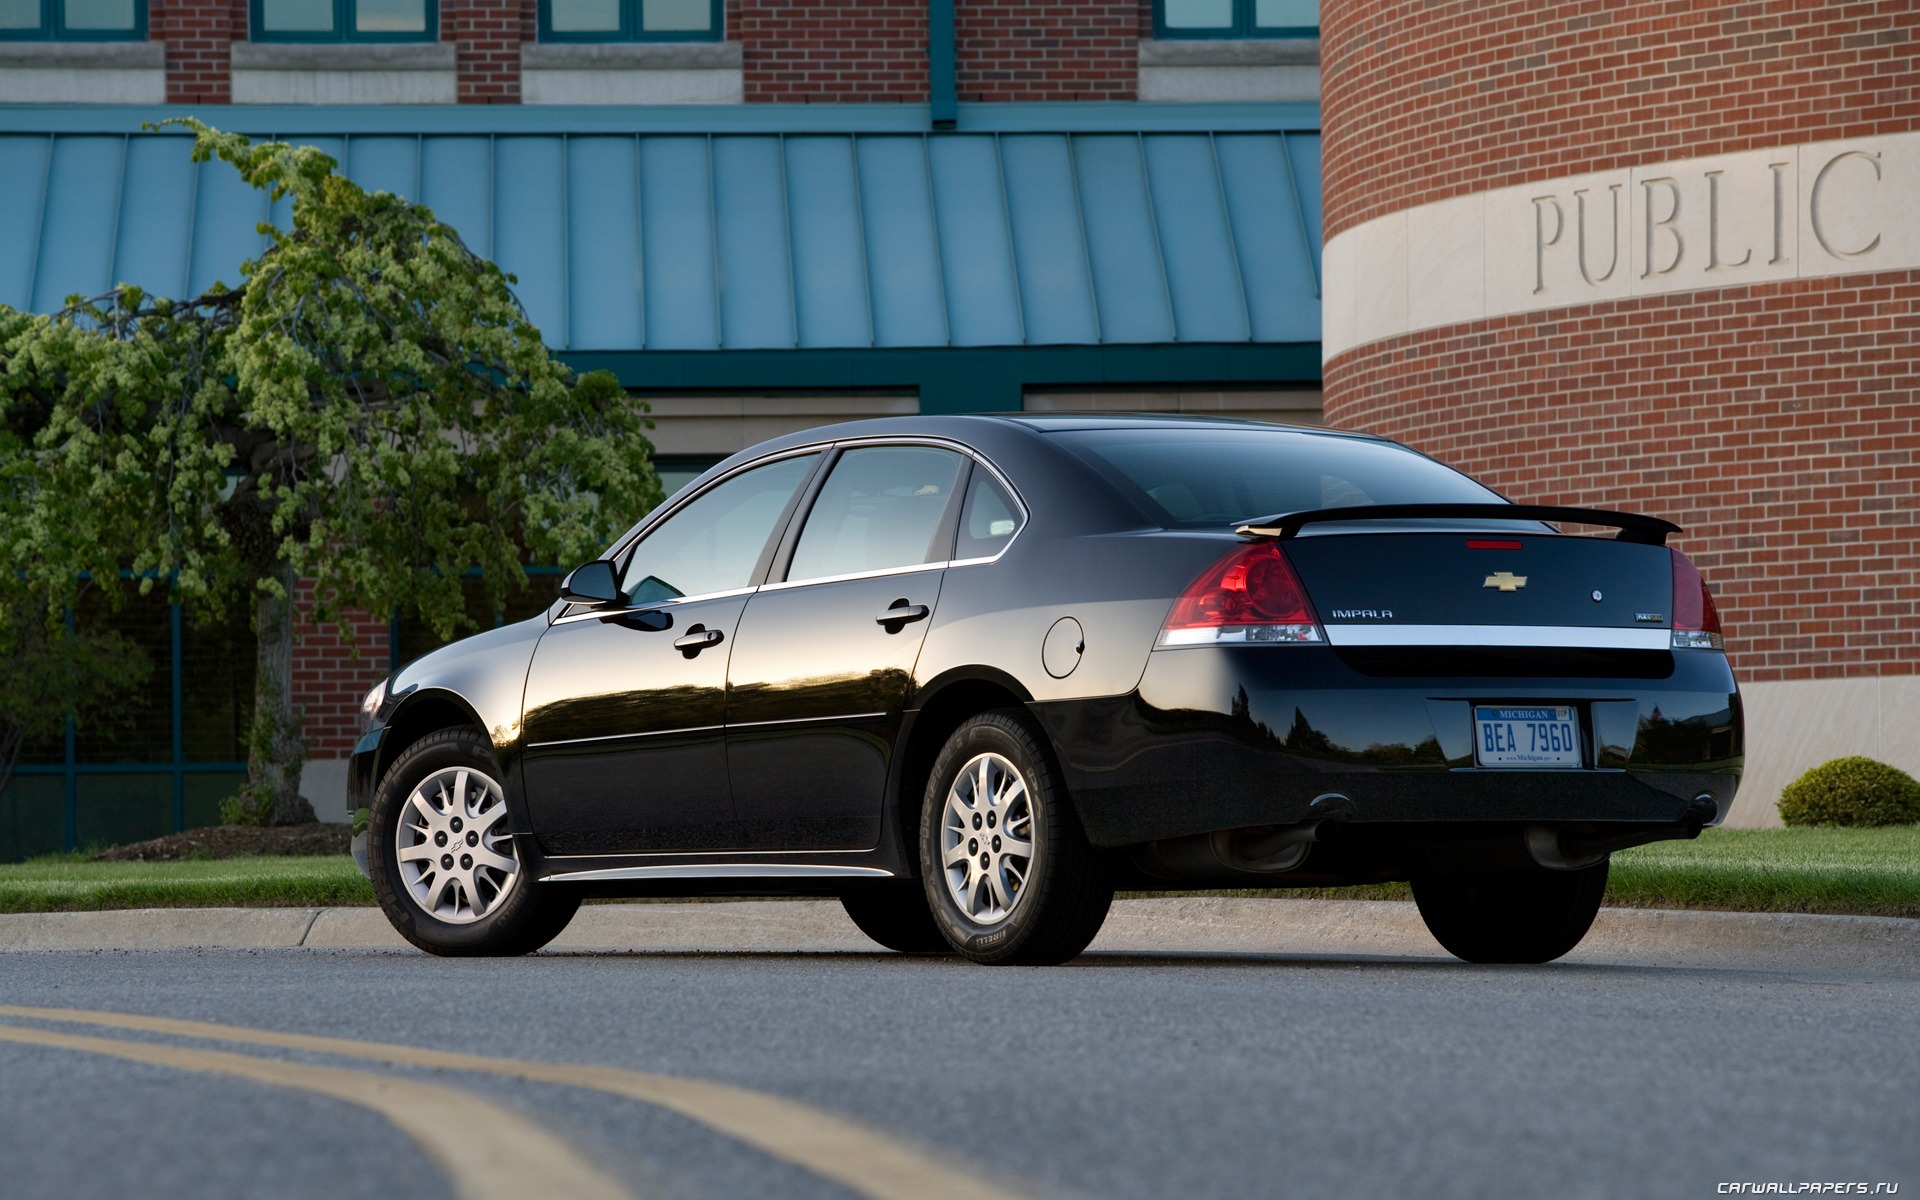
xmin=0 ymin=827 xmax=1913 ymax=917
xmin=1605 ymin=826 xmax=1920 ymax=918
xmin=0 ymin=855 xmax=373 ymax=914
xmin=1153 ymin=826 xmax=1920 ymax=919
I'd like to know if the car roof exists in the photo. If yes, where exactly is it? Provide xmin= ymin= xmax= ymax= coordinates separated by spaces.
xmin=715 ymin=412 xmax=1389 ymax=466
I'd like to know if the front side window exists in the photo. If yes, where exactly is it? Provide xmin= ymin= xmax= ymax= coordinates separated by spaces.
xmin=540 ymin=0 xmax=719 ymax=42
xmin=787 ymin=446 xmax=966 ymax=584
xmin=1156 ymin=0 xmax=1316 ymax=38
xmin=619 ymin=453 xmax=816 ymax=606
xmin=0 ymin=0 xmax=144 ymax=39
xmin=252 ymin=0 xmax=433 ymax=41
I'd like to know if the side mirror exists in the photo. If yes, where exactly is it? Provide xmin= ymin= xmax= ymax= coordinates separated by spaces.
xmin=560 ymin=560 xmax=621 ymax=606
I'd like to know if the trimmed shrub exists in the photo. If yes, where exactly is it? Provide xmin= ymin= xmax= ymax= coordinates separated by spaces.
xmin=1778 ymin=757 xmax=1920 ymax=828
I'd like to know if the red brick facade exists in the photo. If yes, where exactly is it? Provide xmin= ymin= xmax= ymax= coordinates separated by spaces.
xmin=955 ymin=1 xmax=1139 ymax=102
xmin=148 ymin=0 xmax=1152 ymax=106
xmin=451 ymin=0 xmax=530 ymax=104
xmin=1320 ymin=1 xmax=1920 ymax=688
xmin=291 ymin=584 xmax=392 ymax=758
xmin=1320 ymin=0 xmax=1920 ymax=241
xmin=156 ymin=0 xmax=236 ymax=104
xmin=735 ymin=0 xmax=929 ymax=102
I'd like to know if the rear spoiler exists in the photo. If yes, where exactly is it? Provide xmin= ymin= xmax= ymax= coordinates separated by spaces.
xmin=1234 ymin=504 xmax=1682 ymax=545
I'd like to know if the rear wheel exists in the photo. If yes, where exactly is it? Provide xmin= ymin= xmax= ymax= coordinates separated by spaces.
xmin=839 ymin=884 xmax=953 ymax=954
xmin=918 ymin=710 xmax=1113 ymax=965
xmin=369 ymin=728 xmax=580 ymax=957
xmin=1412 ymin=860 xmax=1609 ymax=964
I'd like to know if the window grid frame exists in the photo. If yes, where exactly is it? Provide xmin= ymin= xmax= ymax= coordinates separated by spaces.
xmin=0 ymin=0 xmax=148 ymax=41
xmin=537 ymin=0 xmax=722 ymax=44
xmin=1152 ymin=0 xmax=1317 ymax=41
xmin=249 ymin=0 xmax=439 ymax=44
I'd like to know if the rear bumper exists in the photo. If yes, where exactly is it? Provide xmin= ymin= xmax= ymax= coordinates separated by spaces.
xmin=1032 ymin=645 xmax=1742 ymax=847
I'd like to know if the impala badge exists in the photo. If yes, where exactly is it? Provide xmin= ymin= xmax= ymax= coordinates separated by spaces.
xmin=1483 ymin=571 xmax=1528 ymax=592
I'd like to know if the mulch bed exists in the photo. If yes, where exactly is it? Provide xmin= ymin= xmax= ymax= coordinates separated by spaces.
xmin=94 ymin=823 xmax=353 ymax=862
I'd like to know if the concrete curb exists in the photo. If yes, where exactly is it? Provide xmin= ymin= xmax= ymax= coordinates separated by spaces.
xmin=3 ymin=898 xmax=1916 ymax=974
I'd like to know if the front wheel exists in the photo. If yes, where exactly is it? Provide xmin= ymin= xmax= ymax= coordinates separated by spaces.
xmin=918 ymin=710 xmax=1113 ymax=965
xmin=369 ymin=727 xmax=580 ymax=956
xmin=1411 ymin=859 xmax=1609 ymax=964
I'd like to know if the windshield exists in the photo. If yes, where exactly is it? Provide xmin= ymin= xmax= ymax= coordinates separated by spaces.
xmin=1054 ymin=428 xmax=1518 ymax=530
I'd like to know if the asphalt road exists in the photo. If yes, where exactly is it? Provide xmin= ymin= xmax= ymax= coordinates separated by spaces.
xmin=1 ymin=917 xmax=1915 ymax=1200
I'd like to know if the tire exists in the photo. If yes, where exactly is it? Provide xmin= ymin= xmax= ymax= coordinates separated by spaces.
xmin=840 ymin=884 xmax=953 ymax=954
xmin=1411 ymin=859 xmax=1609 ymax=964
xmin=368 ymin=727 xmax=581 ymax=957
xmin=918 ymin=709 xmax=1113 ymax=965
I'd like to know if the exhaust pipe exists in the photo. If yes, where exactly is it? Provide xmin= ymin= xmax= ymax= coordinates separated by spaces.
xmin=1135 ymin=820 xmax=1326 ymax=880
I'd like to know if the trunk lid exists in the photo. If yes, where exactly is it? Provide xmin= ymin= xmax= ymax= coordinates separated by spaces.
xmin=1282 ymin=531 xmax=1675 ymax=643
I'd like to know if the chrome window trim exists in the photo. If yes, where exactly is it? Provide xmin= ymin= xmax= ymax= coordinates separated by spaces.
xmin=540 ymin=863 xmax=896 ymax=883
xmin=550 ymin=585 xmax=756 ymax=627
xmin=1321 ymin=624 xmax=1672 ymax=650
xmin=759 ymin=561 xmax=946 ymax=593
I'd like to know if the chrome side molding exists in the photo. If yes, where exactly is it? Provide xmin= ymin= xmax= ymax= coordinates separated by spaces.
xmin=540 ymin=863 xmax=897 ymax=884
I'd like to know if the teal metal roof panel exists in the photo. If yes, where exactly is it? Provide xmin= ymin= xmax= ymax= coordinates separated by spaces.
xmin=0 ymin=116 xmax=1321 ymax=353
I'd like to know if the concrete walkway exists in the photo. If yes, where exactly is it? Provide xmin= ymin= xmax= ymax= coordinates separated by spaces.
xmin=2 ymin=898 xmax=1916 ymax=974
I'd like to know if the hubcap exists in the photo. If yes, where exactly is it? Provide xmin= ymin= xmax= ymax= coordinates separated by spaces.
xmin=395 ymin=766 xmax=519 ymax=924
xmin=940 ymin=752 xmax=1036 ymax=926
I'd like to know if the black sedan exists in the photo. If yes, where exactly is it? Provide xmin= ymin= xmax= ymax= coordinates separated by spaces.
xmin=352 ymin=415 xmax=1741 ymax=965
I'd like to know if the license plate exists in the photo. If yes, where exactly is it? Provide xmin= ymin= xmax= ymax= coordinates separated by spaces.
xmin=1474 ymin=706 xmax=1582 ymax=768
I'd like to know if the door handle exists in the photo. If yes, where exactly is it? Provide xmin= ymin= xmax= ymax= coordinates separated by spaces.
xmin=874 ymin=602 xmax=929 ymax=631
xmin=673 ymin=625 xmax=724 ymax=656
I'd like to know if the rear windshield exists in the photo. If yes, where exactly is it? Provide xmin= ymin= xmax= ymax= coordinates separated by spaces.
xmin=1054 ymin=428 xmax=1513 ymax=530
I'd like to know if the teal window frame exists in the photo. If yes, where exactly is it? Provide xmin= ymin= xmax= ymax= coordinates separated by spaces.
xmin=1153 ymin=0 xmax=1317 ymax=40
xmin=249 ymin=0 xmax=438 ymax=43
xmin=0 ymin=0 xmax=147 ymax=40
xmin=537 ymin=0 xmax=721 ymax=43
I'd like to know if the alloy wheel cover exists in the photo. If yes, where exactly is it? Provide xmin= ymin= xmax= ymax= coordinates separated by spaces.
xmin=939 ymin=752 xmax=1037 ymax=927
xmin=395 ymin=766 xmax=521 ymax=924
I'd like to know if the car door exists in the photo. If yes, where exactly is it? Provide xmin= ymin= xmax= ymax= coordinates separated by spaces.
xmin=519 ymin=452 xmax=820 ymax=856
xmin=724 ymin=444 xmax=969 ymax=850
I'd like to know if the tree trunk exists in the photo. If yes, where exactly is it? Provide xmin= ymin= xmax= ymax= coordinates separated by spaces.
xmin=245 ymin=575 xmax=315 ymax=826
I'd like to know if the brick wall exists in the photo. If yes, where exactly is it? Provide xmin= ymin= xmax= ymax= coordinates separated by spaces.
xmin=1320 ymin=1 xmax=1920 ymax=241
xmin=452 ymin=0 xmax=529 ymax=103
xmin=290 ymin=582 xmax=392 ymax=758
xmin=1322 ymin=271 xmax=1920 ymax=684
xmin=954 ymin=1 xmax=1139 ymax=102
xmin=735 ymin=0 xmax=930 ymax=102
xmin=157 ymin=0 xmax=237 ymax=103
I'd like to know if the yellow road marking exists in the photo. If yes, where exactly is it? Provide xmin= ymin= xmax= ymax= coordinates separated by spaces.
xmin=0 ymin=1003 xmax=1024 ymax=1200
xmin=0 ymin=1020 xmax=630 ymax=1200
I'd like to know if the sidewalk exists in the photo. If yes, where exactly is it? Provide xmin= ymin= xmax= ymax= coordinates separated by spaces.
xmin=3 ymin=898 xmax=1916 ymax=974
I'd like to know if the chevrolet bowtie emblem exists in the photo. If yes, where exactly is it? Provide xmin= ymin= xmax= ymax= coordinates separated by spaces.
xmin=1483 ymin=571 xmax=1528 ymax=592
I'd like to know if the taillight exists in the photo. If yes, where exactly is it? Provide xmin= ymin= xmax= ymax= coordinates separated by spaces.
xmin=1159 ymin=542 xmax=1322 ymax=647
xmin=1670 ymin=549 xmax=1724 ymax=650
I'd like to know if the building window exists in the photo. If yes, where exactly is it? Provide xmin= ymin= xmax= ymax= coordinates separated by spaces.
xmin=1155 ymin=0 xmax=1316 ymax=39
xmin=0 ymin=0 xmax=146 ymax=40
xmin=250 ymin=0 xmax=435 ymax=42
xmin=538 ymin=0 xmax=720 ymax=42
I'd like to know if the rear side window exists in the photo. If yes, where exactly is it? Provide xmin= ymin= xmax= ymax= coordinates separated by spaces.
xmin=1055 ymin=429 xmax=1508 ymax=529
xmin=619 ymin=453 xmax=817 ymax=605
xmin=955 ymin=469 xmax=1023 ymax=560
xmin=787 ymin=446 xmax=966 ymax=583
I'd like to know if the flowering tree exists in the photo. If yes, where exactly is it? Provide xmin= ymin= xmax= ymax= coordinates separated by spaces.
xmin=0 ymin=121 xmax=660 ymax=825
